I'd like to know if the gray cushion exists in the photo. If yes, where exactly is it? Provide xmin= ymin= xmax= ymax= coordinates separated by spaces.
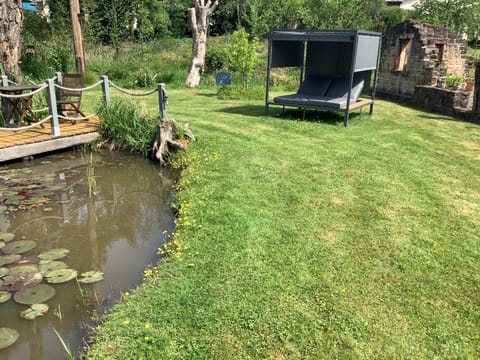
xmin=325 ymin=78 xmax=364 ymax=101
xmin=273 ymin=94 xmax=308 ymax=106
xmin=297 ymin=75 xmax=332 ymax=96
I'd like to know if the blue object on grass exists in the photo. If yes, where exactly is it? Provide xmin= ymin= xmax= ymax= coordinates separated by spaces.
xmin=215 ymin=73 xmax=231 ymax=85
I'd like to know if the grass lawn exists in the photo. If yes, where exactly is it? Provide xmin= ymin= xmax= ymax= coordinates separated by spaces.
xmin=86 ymin=88 xmax=480 ymax=359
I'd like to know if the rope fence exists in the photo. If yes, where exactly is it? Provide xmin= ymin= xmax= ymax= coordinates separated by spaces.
xmin=0 ymin=74 xmax=168 ymax=136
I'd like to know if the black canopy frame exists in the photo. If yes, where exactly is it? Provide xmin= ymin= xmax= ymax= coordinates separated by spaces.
xmin=265 ymin=29 xmax=382 ymax=126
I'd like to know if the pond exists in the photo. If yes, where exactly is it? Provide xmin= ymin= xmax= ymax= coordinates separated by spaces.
xmin=0 ymin=150 xmax=178 ymax=359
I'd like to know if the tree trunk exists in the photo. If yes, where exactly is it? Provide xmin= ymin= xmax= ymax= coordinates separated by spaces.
xmin=186 ymin=0 xmax=218 ymax=88
xmin=0 ymin=0 xmax=23 ymax=82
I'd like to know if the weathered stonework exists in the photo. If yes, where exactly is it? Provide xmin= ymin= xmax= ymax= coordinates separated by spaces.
xmin=378 ymin=20 xmax=474 ymax=97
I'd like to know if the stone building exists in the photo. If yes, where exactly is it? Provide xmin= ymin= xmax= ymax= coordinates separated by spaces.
xmin=377 ymin=20 xmax=478 ymax=120
xmin=378 ymin=19 xmax=474 ymax=97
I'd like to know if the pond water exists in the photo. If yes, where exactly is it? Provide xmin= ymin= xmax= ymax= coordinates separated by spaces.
xmin=0 ymin=151 xmax=178 ymax=359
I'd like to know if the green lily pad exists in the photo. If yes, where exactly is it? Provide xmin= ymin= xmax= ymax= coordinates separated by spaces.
xmin=9 ymin=256 xmax=40 ymax=267
xmin=0 ymin=267 xmax=9 ymax=278
xmin=2 ymin=240 xmax=37 ymax=255
xmin=45 ymin=268 xmax=78 ymax=284
xmin=39 ymin=261 xmax=68 ymax=276
xmin=38 ymin=248 xmax=70 ymax=261
xmin=0 ymin=255 xmax=21 ymax=267
xmin=8 ymin=264 xmax=39 ymax=275
xmin=19 ymin=303 xmax=49 ymax=320
xmin=0 ymin=233 xmax=14 ymax=242
xmin=14 ymin=284 xmax=55 ymax=305
xmin=0 ymin=327 xmax=19 ymax=349
xmin=78 ymin=270 xmax=105 ymax=284
xmin=0 ymin=291 xmax=11 ymax=303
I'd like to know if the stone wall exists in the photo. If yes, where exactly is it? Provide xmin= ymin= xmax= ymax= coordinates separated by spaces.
xmin=413 ymin=86 xmax=473 ymax=115
xmin=377 ymin=20 xmax=474 ymax=97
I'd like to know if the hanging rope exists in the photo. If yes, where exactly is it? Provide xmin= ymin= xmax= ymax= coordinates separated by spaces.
xmin=57 ymin=113 xmax=98 ymax=122
xmin=0 ymin=116 xmax=52 ymax=131
xmin=0 ymin=84 xmax=48 ymax=99
xmin=54 ymin=80 xmax=103 ymax=92
xmin=108 ymin=81 xmax=158 ymax=96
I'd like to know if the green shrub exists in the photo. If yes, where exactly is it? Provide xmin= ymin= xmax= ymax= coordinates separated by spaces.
xmin=226 ymin=28 xmax=259 ymax=90
xmin=98 ymin=99 xmax=158 ymax=156
xmin=445 ymin=74 xmax=463 ymax=88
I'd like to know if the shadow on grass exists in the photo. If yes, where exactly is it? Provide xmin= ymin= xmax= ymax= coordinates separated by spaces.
xmin=217 ymin=104 xmax=363 ymax=126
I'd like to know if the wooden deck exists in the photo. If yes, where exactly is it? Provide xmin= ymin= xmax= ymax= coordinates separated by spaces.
xmin=0 ymin=116 xmax=100 ymax=162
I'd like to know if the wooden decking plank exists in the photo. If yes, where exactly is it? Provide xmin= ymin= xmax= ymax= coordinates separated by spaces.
xmin=0 ymin=117 xmax=100 ymax=162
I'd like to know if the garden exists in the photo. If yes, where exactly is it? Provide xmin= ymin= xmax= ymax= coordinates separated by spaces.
xmin=0 ymin=0 xmax=479 ymax=358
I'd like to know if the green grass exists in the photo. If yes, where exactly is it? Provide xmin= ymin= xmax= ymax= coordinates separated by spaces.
xmin=86 ymin=89 xmax=480 ymax=359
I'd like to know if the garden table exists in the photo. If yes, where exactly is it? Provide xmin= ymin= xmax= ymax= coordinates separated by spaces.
xmin=0 ymin=84 xmax=42 ymax=127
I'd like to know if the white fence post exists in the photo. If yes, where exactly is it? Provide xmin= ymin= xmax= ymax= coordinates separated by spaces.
xmin=46 ymin=79 xmax=60 ymax=137
xmin=0 ymin=76 xmax=8 ymax=87
xmin=101 ymin=75 xmax=110 ymax=106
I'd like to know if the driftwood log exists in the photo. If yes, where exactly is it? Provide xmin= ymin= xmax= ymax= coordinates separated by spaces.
xmin=153 ymin=116 xmax=195 ymax=165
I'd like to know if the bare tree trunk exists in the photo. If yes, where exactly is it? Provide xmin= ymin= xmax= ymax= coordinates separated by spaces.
xmin=186 ymin=0 xmax=218 ymax=88
xmin=0 ymin=0 xmax=23 ymax=81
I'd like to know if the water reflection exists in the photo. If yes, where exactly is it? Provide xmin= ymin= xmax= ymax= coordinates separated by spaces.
xmin=0 ymin=151 xmax=177 ymax=359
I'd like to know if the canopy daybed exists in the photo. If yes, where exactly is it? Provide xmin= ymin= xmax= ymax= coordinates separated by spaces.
xmin=265 ymin=29 xmax=382 ymax=126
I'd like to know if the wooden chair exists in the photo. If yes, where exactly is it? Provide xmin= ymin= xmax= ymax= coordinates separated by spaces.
xmin=57 ymin=73 xmax=85 ymax=119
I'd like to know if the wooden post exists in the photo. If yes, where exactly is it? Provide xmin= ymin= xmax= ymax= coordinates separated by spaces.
xmin=101 ymin=75 xmax=110 ymax=106
xmin=69 ymin=0 xmax=86 ymax=73
xmin=158 ymin=83 xmax=167 ymax=119
xmin=46 ymin=79 xmax=60 ymax=137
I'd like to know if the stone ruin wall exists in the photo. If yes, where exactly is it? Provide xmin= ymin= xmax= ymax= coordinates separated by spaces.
xmin=377 ymin=20 xmax=475 ymax=98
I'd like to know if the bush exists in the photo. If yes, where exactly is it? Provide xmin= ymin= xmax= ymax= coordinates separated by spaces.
xmin=445 ymin=74 xmax=463 ymax=88
xmin=98 ymin=99 xmax=158 ymax=156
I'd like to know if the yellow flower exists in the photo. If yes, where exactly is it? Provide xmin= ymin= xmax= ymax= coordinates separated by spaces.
xmin=144 ymin=336 xmax=150 ymax=342
xmin=123 ymin=320 xmax=130 ymax=326
xmin=145 ymin=323 xmax=151 ymax=329
xmin=124 ymin=291 xmax=129 ymax=297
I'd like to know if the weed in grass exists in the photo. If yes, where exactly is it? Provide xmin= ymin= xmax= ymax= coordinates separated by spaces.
xmin=53 ymin=328 xmax=74 ymax=360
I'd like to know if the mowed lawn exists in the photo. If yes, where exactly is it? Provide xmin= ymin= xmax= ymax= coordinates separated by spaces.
xmin=87 ymin=88 xmax=480 ymax=359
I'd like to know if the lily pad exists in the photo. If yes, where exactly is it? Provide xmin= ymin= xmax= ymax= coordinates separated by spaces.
xmin=39 ymin=261 xmax=68 ymax=276
xmin=78 ymin=270 xmax=105 ymax=284
xmin=9 ymin=256 xmax=40 ymax=267
xmin=0 ymin=291 xmax=11 ymax=303
xmin=14 ymin=284 xmax=55 ymax=305
xmin=38 ymin=248 xmax=70 ymax=261
xmin=0 ymin=233 xmax=14 ymax=243
xmin=2 ymin=273 xmax=43 ymax=291
xmin=46 ymin=268 xmax=78 ymax=284
xmin=19 ymin=303 xmax=49 ymax=320
xmin=8 ymin=264 xmax=39 ymax=275
xmin=2 ymin=240 xmax=37 ymax=255
xmin=0 ymin=327 xmax=19 ymax=349
xmin=0 ymin=267 xmax=9 ymax=278
xmin=0 ymin=255 xmax=21 ymax=267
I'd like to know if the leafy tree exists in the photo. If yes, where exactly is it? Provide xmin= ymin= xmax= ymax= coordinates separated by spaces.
xmin=411 ymin=0 xmax=480 ymax=40
xmin=226 ymin=28 xmax=258 ymax=89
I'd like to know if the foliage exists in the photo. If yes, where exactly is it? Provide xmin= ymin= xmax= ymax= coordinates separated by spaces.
xmin=445 ymin=74 xmax=463 ymax=87
xmin=226 ymin=28 xmax=259 ymax=89
xmin=98 ymin=99 xmax=158 ymax=156
xmin=411 ymin=0 xmax=480 ymax=40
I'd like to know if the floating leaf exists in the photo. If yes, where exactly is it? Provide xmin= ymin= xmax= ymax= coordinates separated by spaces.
xmin=46 ymin=268 xmax=78 ymax=284
xmin=0 ymin=291 xmax=11 ymax=303
xmin=20 ymin=303 xmax=49 ymax=320
xmin=2 ymin=273 xmax=43 ymax=291
xmin=39 ymin=261 xmax=68 ymax=276
xmin=2 ymin=240 xmax=37 ymax=255
xmin=0 ymin=233 xmax=14 ymax=243
xmin=0 ymin=255 xmax=21 ymax=267
xmin=8 ymin=264 xmax=39 ymax=275
xmin=14 ymin=284 xmax=55 ymax=305
xmin=78 ymin=271 xmax=105 ymax=284
xmin=38 ymin=248 xmax=70 ymax=261
xmin=0 ymin=327 xmax=19 ymax=349
xmin=9 ymin=256 xmax=40 ymax=267
xmin=0 ymin=267 xmax=9 ymax=278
